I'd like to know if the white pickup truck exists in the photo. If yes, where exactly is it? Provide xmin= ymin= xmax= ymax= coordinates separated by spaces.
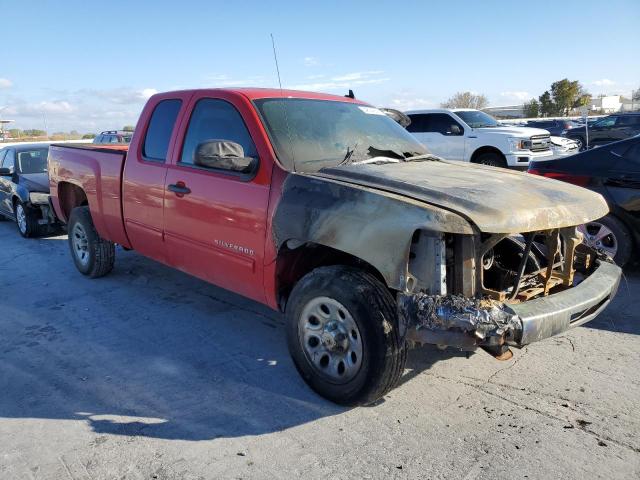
xmin=404 ymin=108 xmax=553 ymax=169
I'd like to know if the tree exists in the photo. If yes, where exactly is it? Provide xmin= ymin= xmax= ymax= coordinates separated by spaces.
xmin=538 ymin=91 xmax=557 ymax=117
xmin=523 ymin=99 xmax=539 ymax=118
xmin=441 ymin=91 xmax=488 ymax=109
xmin=549 ymin=79 xmax=590 ymax=116
xmin=82 ymin=133 xmax=96 ymax=139
xmin=122 ymin=125 xmax=135 ymax=132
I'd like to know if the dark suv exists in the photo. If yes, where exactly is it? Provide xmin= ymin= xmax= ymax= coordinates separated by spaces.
xmin=526 ymin=119 xmax=579 ymax=136
xmin=93 ymin=130 xmax=133 ymax=144
xmin=566 ymin=113 xmax=640 ymax=150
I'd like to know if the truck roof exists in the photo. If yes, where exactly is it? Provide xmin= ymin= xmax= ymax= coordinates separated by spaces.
xmin=150 ymin=88 xmax=367 ymax=104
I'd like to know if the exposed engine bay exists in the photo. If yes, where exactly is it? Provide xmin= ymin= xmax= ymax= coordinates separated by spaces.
xmin=398 ymin=227 xmax=615 ymax=357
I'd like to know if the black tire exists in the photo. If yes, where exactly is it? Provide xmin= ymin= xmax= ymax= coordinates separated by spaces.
xmin=475 ymin=152 xmax=507 ymax=168
xmin=572 ymin=136 xmax=586 ymax=151
xmin=67 ymin=206 xmax=115 ymax=278
xmin=285 ymin=265 xmax=407 ymax=406
xmin=586 ymin=214 xmax=633 ymax=267
xmin=14 ymin=199 xmax=39 ymax=238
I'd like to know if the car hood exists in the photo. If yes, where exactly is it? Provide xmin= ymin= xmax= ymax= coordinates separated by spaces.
xmin=476 ymin=126 xmax=550 ymax=137
xmin=19 ymin=173 xmax=50 ymax=193
xmin=315 ymin=159 xmax=608 ymax=233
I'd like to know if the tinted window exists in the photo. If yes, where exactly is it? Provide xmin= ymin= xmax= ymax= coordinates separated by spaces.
xmin=594 ymin=116 xmax=617 ymax=128
xmin=406 ymin=114 xmax=428 ymax=133
xmin=453 ymin=110 xmax=499 ymax=128
xmin=2 ymin=149 xmax=15 ymax=170
xmin=143 ymin=99 xmax=182 ymax=161
xmin=17 ymin=148 xmax=49 ymax=173
xmin=618 ymin=116 xmax=640 ymax=126
xmin=430 ymin=114 xmax=463 ymax=135
xmin=180 ymin=99 xmax=257 ymax=166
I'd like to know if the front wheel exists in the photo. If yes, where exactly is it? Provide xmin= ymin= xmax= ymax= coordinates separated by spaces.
xmin=67 ymin=206 xmax=115 ymax=277
xmin=579 ymin=214 xmax=633 ymax=267
xmin=475 ymin=152 xmax=507 ymax=168
xmin=573 ymin=136 xmax=586 ymax=151
xmin=285 ymin=266 xmax=407 ymax=406
xmin=14 ymin=200 xmax=39 ymax=238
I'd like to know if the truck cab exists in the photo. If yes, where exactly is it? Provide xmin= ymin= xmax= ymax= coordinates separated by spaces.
xmin=405 ymin=108 xmax=553 ymax=169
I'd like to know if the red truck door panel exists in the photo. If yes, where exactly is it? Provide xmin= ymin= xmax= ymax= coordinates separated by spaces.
xmin=163 ymin=97 xmax=270 ymax=303
xmin=122 ymin=95 xmax=189 ymax=263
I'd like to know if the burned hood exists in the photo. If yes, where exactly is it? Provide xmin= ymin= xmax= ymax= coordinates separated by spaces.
xmin=19 ymin=173 xmax=50 ymax=193
xmin=315 ymin=160 xmax=609 ymax=233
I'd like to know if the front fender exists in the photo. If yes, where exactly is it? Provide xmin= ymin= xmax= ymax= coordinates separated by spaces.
xmin=272 ymin=174 xmax=474 ymax=290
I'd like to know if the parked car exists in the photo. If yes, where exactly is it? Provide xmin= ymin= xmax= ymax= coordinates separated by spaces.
xmin=405 ymin=108 xmax=553 ymax=169
xmin=48 ymin=88 xmax=620 ymax=405
xmin=565 ymin=113 xmax=640 ymax=151
xmin=0 ymin=143 xmax=57 ymax=237
xmin=529 ymin=135 xmax=640 ymax=266
xmin=93 ymin=130 xmax=133 ymax=144
xmin=549 ymin=136 xmax=579 ymax=157
xmin=526 ymin=119 xmax=580 ymax=136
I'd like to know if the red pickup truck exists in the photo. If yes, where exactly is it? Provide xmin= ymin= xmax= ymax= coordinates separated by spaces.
xmin=49 ymin=88 xmax=621 ymax=405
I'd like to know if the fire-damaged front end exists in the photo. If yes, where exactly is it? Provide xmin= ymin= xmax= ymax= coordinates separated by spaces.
xmin=274 ymin=158 xmax=622 ymax=357
xmin=397 ymin=227 xmax=621 ymax=357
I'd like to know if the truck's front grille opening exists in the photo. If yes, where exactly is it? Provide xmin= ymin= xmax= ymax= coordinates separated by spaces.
xmin=477 ymin=227 xmax=592 ymax=303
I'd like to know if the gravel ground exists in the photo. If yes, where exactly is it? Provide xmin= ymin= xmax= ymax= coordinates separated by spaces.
xmin=0 ymin=220 xmax=638 ymax=479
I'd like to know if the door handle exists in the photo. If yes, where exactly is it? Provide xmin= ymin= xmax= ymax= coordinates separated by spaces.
xmin=168 ymin=182 xmax=191 ymax=196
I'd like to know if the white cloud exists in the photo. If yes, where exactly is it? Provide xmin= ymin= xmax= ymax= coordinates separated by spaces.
xmin=290 ymin=71 xmax=389 ymax=91
xmin=389 ymin=97 xmax=436 ymax=111
xmin=593 ymin=79 xmax=615 ymax=86
xmin=303 ymin=56 xmax=319 ymax=67
xmin=5 ymin=100 xmax=75 ymax=117
xmin=499 ymin=91 xmax=532 ymax=102
xmin=203 ymin=74 xmax=266 ymax=87
xmin=0 ymin=78 xmax=12 ymax=89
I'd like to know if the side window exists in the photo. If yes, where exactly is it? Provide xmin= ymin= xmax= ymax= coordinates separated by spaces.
xmin=0 ymin=150 xmax=6 ymax=165
xmin=431 ymin=114 xmax=463 ymax=135
xmin=406 ymin=114 xmax=429 ymax=133
xmin=2 ymin=149 xmax=15 ymax=170
xmin=143 ymin=99 xmax=182 ymax=161
xmin=180 ymin=98 xmax=258 ymax=169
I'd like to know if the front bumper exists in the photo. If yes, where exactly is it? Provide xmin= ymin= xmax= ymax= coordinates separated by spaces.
xmin=399 ymin=260 xmax=621 ymax=350
xmin=505 ymin=150 xmax=553 ymax=168
xmin=508 ymin=260 xmax=621 ymax=345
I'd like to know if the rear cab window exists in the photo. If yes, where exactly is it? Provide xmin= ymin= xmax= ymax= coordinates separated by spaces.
xmin=143 ymin=99 xmax=183 ymax=161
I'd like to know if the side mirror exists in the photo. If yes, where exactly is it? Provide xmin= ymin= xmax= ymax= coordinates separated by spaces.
xmin=449 ymin=125 xmax=462 ymax=135
xmin=194 ymin=140 xmax=257 ymax=173
xmin=0 ymin=167 xmax=14 ymax=176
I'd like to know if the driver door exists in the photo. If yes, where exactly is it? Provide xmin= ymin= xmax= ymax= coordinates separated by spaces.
xmin=407 ymin=113 xmax=466 ymax=161
xmin=162 ymin=94 xmax=272 ymax=303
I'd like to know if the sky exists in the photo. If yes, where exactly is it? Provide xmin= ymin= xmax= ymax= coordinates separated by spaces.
xmin=1 ymin=0 xmax=639 ymax=133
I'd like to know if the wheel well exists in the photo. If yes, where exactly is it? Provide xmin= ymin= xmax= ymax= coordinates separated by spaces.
xmin=57 ymin=182 xmax=88 ymax=221
xmin=470 ymin=146 xmax=506 ymax=164
xmin=276 ymin=241 xmax=387 ymax=311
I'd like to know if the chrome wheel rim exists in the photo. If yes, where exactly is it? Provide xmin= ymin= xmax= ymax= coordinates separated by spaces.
xmin=72 ymin=223 xmax=90 ymax=266
xmin=15 ymin=204 xmax=27 ymax=234
xmin=575 ymin=137 xmax=584 ymax=150
xmin=298 ymin=296 xmax=363 ymax=384
xmin=578 ymin=222 xmax=618 ymax=258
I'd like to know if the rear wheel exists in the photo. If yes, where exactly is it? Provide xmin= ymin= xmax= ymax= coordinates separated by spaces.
xmin=579 ymin=214 xmax=633 ymax=267
xmin=475 ymin=152 xmax=507 ymax=168
xmin=67 ymin=206 xmax=115 ymax=277
xmin=14 ymin=200 xmax=39 ymax=238
xmin=285 ymin=265 xmax=407 ymax=406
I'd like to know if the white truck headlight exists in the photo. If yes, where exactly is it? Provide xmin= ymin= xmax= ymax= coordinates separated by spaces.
xmin=29 ymin=192 xmax=50 ymax=205
xmin=508 ymin=137 xmax=532 ymax=151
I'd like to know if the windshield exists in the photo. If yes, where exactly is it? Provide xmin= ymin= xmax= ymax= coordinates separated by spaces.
xmin=254 ymin=98 xmax=429 ymax=172
xmin=17 ymin=148 xmax=49 ymax=173
xmin=453 ymin=110 xmax=499 ymax=128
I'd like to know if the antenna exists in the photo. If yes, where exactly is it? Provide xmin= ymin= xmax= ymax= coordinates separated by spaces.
xmin=270 ymin=33 xmax=296 ymax=172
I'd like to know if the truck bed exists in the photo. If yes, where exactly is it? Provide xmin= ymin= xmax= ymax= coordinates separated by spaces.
xmin=49 ymin=143 xmax=130 ymax=247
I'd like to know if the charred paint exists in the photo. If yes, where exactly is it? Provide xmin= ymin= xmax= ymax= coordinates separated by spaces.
xmin=272 ymin=173 xmax=474 ymax=290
